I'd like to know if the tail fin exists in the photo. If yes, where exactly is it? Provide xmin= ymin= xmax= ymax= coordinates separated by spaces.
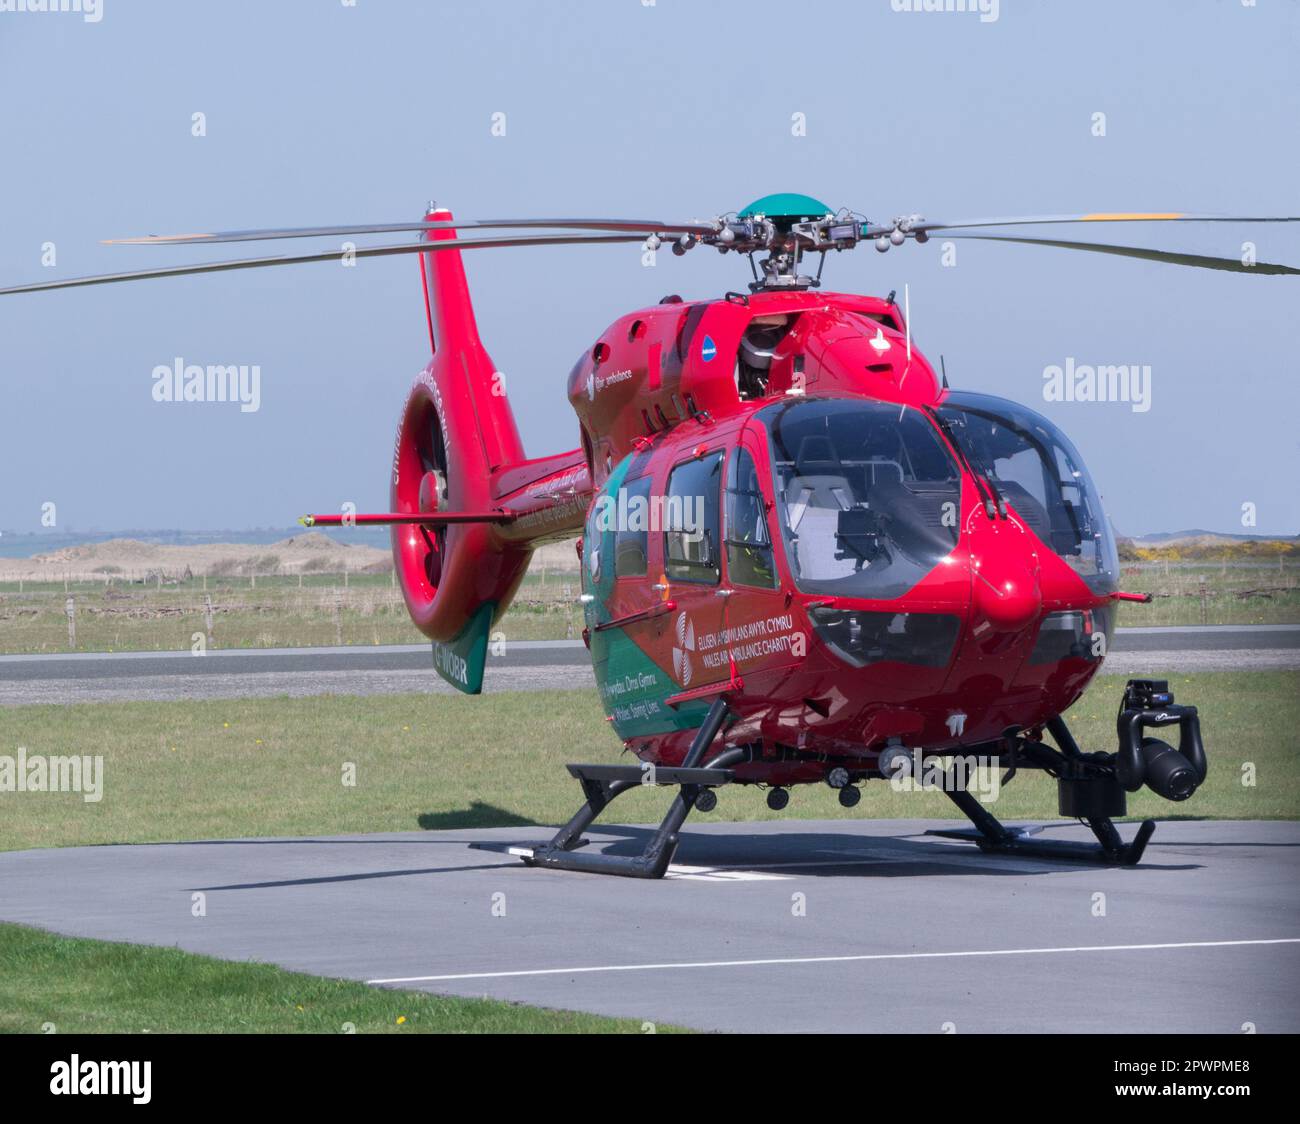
xmin=393 ymin=208 xmax=589 ymax=693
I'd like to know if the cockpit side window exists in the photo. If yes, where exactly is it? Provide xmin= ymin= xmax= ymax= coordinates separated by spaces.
xmin=724 ymin=447 xmax=777 ymax=589
xmin=936 ymin=391 xmax=1119 ymax=595
xmin=664 ymin=452 xmax=724 ymax=584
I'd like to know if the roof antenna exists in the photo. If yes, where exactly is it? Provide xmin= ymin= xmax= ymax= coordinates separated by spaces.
xmin=904 ymin=283 xmax=911 ymax=366
xmin=940 ymin=354 xmax=949 ymax=389
xmin=898 ymin=283 xmax=914 ymax=390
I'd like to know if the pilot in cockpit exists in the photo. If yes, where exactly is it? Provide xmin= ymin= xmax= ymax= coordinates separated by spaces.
xmin=735 ymin=314 xmax=793 ymax=399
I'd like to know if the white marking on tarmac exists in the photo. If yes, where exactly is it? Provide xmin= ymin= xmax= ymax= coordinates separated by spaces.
xmin=665 ymin=863 xmax=789 ymax=882
xmin=502 ymin=848 xmax=789 ymax=881
xmin=367 ymin=937 xmax=1300 ymax=985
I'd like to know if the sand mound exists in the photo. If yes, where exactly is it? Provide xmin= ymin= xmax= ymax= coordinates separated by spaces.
xmin=0 ymin=531 xmax=581 ymax=583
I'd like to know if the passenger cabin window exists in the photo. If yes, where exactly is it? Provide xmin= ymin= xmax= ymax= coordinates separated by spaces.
xmin=664 ymin=452 xmax=723 ymax=583
xmin=614 ymin=476 xmax=651 ymax=577
xmin=582 ymin=501 xmax=603 ymax=589
xmin=724 ymin=448 xmax=777 ymax=589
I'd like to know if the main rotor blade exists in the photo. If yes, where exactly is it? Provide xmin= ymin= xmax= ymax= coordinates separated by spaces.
xmin=0 ymin=231 xmax=650 ymax=295
xmin=105 ymin=217 xmax=717 ymax=246
xmin=945 ymin=233 xmax=1300 ymax=275
xmin=918 ymin=211 xmax=1299 ymax=234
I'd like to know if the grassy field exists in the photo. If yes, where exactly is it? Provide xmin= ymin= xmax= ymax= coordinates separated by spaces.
xmin=0 ymin=561 xmax=1296 ymax=654
xmin=1118 ymin=560 xmax=1300 ymax=626
xmin=0 ymin=671 xmax=1295 ymax=853
xmin=0 ymin=570 xmax=584 ymax=654
xmin=0 ymin=922 xmax=676 ymax=1034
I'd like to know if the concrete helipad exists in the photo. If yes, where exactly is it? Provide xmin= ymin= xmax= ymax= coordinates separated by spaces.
xmin=2 ymin=818 xmax=1297 ymax=1033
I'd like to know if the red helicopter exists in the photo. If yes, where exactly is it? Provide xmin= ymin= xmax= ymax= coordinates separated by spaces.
xmin=6 ymin=194 xmax=1298 ymax=877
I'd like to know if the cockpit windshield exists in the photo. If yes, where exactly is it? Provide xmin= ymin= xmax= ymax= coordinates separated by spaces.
xmin=757 ymin=398 xmax=961 ymax=599
xmin=936 ymin=391 xmax=1119 ymax=595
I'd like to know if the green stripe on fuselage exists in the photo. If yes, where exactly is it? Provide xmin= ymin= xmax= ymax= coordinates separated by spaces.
xmin=584 ymin=455 xmax=709 ymax=739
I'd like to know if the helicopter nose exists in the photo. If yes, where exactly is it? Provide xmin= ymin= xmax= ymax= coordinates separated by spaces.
xmin=971 ymin=556 xmax=1041 ymax=633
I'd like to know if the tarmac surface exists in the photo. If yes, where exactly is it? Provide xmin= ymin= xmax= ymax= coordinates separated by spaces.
xmin=1 ymin=818 xmax=1296 ymax=1033
xmin=0 ymin=626 xmax=1296 ymax=705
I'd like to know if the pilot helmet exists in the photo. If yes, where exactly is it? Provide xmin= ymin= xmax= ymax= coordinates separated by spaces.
xmin=738 ymin=314 xmax=792 ymax=370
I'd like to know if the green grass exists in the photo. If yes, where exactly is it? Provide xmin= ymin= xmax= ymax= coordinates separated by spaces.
xmin=1115 ymin=561 xmax=1300 ymax=627
xmin=0 ymin=922 xmax=677 ymax=1034
xmin=0 ymin=570 xmax=584 ymax=654
xmin=1 ymin=671 xmax=1295 ymax=853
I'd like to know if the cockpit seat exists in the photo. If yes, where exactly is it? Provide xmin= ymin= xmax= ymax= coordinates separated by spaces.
xmin=994 ymin=481 xmax=1053 ymax=545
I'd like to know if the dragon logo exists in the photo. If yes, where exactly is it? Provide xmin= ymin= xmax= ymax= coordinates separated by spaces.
xmin=671 ymin=611 xmax=695 ymax=687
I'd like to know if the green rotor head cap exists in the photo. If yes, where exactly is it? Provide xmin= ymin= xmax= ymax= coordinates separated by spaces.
xmin=737 ymin=193 xmax=833 ymax=221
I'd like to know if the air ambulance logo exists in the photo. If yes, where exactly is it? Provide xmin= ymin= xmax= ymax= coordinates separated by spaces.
xmin=672 ymin=611 xmax=695 ymax=687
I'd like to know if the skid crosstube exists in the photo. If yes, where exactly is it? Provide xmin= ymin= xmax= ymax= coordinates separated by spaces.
xmin=519 ymin=697 xmax=741 ymax=879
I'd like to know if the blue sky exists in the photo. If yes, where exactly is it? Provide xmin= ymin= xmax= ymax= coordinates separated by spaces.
xmin=1 ymin=0 xmax=1297 ymax=537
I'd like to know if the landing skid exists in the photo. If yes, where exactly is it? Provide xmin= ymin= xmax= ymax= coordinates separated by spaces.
xmin=928 ymin=781 xmax=1157 ymax=866
xmin=474 ymin=697 xmax=741 ymax=879
xmin=479 ymin=682 xmax=1195 ymax=878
